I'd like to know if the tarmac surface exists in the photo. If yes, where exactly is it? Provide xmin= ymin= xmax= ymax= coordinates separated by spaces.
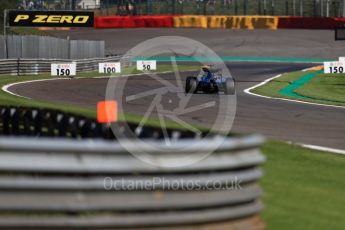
xmin=9 ymin=62 xmax=345 ymax=149
xmin=50 ymin=28 xmax=345 ymax=59
xmin=9 ymin=29 xmax=345 ymax=149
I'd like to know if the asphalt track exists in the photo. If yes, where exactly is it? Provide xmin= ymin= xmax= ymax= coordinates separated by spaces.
xmin=50 ymin=28 xmax=345 ymax=59
xmin=9 ymin=61 xmax=345 ymax=149
xmin=8 ymin=29 xmax=345 ymax=149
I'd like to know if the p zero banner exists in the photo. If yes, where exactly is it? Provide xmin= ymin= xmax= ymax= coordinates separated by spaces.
xmin=8 ymin=10 xmax=94 ymax=27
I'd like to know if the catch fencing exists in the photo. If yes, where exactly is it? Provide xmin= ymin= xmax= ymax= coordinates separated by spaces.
xmin=0 ymin=35 xmax=105 ymax=59
xmin=96 ymin=0 xmax=345 ymax=17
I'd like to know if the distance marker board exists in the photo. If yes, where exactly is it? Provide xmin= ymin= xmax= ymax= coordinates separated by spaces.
xmin=136 ymin=60 xmax=156 ymax=71
xmin=323 ymin=61 xmax=345 ymax=74
xmin=51 ymin=63 xmax=76 ymax=76
xmin=99 ymin=62 xmax=121 ymax=74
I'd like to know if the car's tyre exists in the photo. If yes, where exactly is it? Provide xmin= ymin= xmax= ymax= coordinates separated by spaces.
xmin=224 ymin=78 xmax=235 ymax=95
xmin=185 ymin=76 xmax=198 ymax=94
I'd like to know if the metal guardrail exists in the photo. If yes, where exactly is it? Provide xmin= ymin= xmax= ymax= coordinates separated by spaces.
xmin=0 ymin=56 xmax=123 ymax=75
xmin=0 ymin=134 xmax=265 ymax=229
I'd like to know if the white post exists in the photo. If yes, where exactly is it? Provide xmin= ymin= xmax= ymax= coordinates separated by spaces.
xmin=300 ymin=0 xmax=303 ymax=16
xmin=321 ymin=0 xmax=323 ymax=17
xmin=3 ymin=9 xmax=8 ymax=59
xmin=293 ymin=0 xmax=296 ymax=16
xmin=343 ymin=0 xmax=345 ymax=17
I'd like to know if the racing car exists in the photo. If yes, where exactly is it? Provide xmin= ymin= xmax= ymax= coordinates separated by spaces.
xmin=185 ymin=65 xmax=235 ymax=95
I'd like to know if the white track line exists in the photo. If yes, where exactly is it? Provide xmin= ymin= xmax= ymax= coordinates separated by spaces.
xmin=243 ymin=73 xmax=345 ymax=109
xmin=2 ymin=83 xmax=31 ymax=99
xmin=2 ymin=78 xmax=72 ymax=100
xmin=244 ymin=70 xmax=345 ymax=155
xmin=299 ymin=144 xmax=345 ymax=155
xmin=1 ymin=70 xmax=196 ymax=99
xmin=3 ymin=70 xmax=345 ymax=155
xmin=243 ymin=73 xmax=283 ymax=99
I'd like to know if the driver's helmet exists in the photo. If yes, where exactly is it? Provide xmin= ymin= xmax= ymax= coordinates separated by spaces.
xmin=202 ymin=65 xmax=210 ymax=72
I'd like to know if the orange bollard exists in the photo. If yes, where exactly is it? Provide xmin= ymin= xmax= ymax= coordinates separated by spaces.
xmin=97 ymin=100 xmax=118 ymax=123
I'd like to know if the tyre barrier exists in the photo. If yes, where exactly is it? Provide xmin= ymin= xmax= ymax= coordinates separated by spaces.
xmin=0 ymin=106 xmax=203 ymax=140
xmin=0 ymin=134 xmax=265 ymax=229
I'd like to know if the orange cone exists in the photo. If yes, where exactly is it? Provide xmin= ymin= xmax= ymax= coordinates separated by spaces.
xmin=97 ymin=100 xmax=118 ymax=123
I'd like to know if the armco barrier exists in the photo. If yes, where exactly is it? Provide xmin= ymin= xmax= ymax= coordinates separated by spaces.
xmin=278 ymin=16 xmax=345 ymax=29
xmin=0 ymin=134 xmax=265 ymax=229
xmin=94 ymin=15 xmax=173 ymax=28
xmin=0 ymin=104 xmax=266 ymax=229
xmin=0 ymin=56 xmax=121 ymax=75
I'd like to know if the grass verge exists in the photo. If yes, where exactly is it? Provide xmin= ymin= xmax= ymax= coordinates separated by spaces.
xmin=261 ymin=140 xmax=345 ymax=230
xmin=252 ymin=70 xmax=345 ymax=107
xmin=295 ymin=73 xmax=345 ymax=105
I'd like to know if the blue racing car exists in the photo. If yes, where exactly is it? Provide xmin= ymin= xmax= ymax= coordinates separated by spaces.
xmin=185 ymin=65 xmax=235 ymax=95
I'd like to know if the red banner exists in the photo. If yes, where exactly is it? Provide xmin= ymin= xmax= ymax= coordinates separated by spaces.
xmin=94 ymin=16 xmax=173 ymax=28
xmin=278 ymin=16 xmax=345 ymax=29
xmin=95 ymin=15 xmax=345 ymax=30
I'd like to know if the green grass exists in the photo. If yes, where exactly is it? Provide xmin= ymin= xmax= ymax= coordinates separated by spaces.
xmin=295 ymin=73 xmax=345 ymax=105
xmin=246 ymin=70 xmax=345 ymax=228
xmin=261 ymin=140 xmax=345 ymax=230
xmin=252 ymin=70 xmax=304 ymax=97
xmin=252 ymin=71 xmax=345 ymax=107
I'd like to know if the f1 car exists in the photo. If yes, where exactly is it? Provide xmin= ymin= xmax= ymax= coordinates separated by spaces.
xmin=185 ymin=65 xmax=235 ymax=95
